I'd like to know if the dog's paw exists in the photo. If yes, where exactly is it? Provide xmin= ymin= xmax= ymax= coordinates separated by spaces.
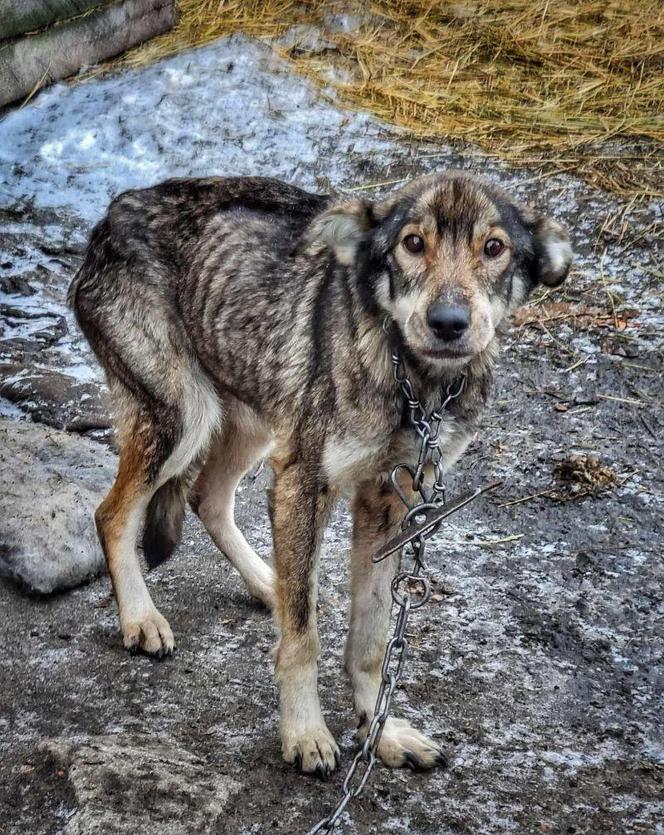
xmin=121 ymin=608 xmax=175 ymax=657
xmin=282 ymin=725 xmax=340 ymax=778
xmin=370 ymin=718 xmax=447 ymax=770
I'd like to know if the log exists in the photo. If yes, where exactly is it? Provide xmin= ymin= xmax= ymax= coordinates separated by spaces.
xmin=0 ymin=0 xmax=106 ymax=41
xmin=0 ymin=0 xmax=177 ymax=108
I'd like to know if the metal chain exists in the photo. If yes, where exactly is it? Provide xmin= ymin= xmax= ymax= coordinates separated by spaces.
xmin=304 ymin=347 xmax=468 ymax=835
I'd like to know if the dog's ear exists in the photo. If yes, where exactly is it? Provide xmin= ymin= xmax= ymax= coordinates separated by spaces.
xmin=521 ymin=208 xmax=573 ymax=287
xmin=307 ymin=200 xmax=373 ymax=265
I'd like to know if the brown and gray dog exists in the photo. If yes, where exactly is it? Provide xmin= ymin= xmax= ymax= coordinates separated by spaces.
xmin=69 ymin=171 xmax=571 ymax=777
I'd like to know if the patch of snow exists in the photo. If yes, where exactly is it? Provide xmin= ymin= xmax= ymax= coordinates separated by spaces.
xmin=0 ymin=36 xmax=401 ymax=224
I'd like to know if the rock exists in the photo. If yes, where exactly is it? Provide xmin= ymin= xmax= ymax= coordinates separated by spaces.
xmin=0 ymin=364 xmax=111 ymax=432
xmin=0 ymin=419 xmax=116 ymax=593
xmin=44 ymin=735 xmax=241 ymax=834
xmin=0 ymin=273 xmax=36 ymax=295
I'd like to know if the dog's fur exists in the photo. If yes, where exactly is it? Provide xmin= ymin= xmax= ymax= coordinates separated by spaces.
xmin=69 ymin=172 xmax=572 ymax=776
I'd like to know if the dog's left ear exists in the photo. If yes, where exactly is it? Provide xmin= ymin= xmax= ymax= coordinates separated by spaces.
xmin=307 ymin=200 xmax=374 ymax=265
xmin=524 ymin=211 xmax=573 ymax=287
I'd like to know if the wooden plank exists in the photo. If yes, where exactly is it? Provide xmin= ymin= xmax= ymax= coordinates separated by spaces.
xmin=0 ymin=0 xmax=177 ymax=108
xmin=0 ymin=1 xmax=106 ymax=41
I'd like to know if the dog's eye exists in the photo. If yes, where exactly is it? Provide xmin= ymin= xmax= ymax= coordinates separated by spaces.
xmin=403 ymin=234 xmax=425 ymax=254
xmin=484 ymin=238 xmax=505 ymax=258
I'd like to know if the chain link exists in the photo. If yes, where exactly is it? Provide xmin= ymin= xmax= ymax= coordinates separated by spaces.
xmin=304 ymin=346 xmax=468 ymax=835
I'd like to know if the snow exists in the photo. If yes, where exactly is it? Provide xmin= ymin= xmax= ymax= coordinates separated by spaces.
xmin=0 ymin=395 xmax=26 ymax=419
xmin=0 ymin=35 xmax=401 ymax=225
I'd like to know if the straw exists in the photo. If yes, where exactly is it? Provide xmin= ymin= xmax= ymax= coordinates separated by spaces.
xmin=99 ymin=0 xmax=664 ymax=200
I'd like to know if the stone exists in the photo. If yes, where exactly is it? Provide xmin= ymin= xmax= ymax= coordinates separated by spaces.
xmin=0 ymin=418 xmax=115 ymax=593
xmin=0 ymin=364 xmax=111 ymax=432
xmin=44 ymin=735 xmax=241 ymax=834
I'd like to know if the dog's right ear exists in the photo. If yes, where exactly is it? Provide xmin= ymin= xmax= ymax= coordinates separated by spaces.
xmin=307 ymin=200 xmax=374 ymax=265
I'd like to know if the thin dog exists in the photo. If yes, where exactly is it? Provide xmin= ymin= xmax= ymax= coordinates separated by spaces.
xmin=69 ymin=171 xmax=572 ymax=776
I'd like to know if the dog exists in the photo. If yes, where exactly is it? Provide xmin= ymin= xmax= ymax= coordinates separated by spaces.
xmin=69 ymin=171 xmax=571 ymax=777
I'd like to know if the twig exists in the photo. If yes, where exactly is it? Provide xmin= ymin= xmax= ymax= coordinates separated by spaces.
xmin=343 ymin=177 xmax=409 ymax=193
xmin=537 ymin=321 xmax=576 ymax=356
xmin=20 ymin=62 xmax=52 ymax=109
xmin=617 ymin=470 xmax=638 ymax=488
xmin=563 ymin=357 xmax=589 ymax=373
xmin=598 ymin=393 xmax=645 ymax=407
xmin=599 ymin=247 xmax=619 ymax=330
xmin=474 ymin=533 xmax=525 ymax=547
xmin=566 ymin=405 xmax=594 ymax=416
xmin=622 ymin=362 xmax=659 ymax=375
xmin=639 ymin=414 xmax=657 ymax=439
xmin=499 ymin=489 xmax=553 ymax=508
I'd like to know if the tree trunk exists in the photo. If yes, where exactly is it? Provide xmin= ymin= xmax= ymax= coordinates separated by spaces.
xmin=0 ymin=0 xmax=177 ymax=108
xmin=0 ymin=1 xmax=107 ymax=41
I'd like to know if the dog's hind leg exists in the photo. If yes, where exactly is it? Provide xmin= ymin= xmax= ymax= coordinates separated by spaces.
xmin=192 ymin=403 xmax=275 ymax=609
xmin=96 ymin=422 xmax=174 ymax=655
xmin=345 ymin=476 xmax=446 ymax=769
xmin=97 ymin=377 xmax=220 ymax=656
xmin=72 ymin=237 xmax=222 ymax=654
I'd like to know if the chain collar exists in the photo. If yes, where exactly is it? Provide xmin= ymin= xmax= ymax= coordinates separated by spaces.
xmin=383 ymin=316 xmax=466 ymax=500
xmin=390 ymin=344 xmax=466 ymax=501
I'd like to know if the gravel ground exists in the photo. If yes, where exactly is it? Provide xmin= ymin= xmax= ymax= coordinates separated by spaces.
xmin=1 ymin=34 xmax=662 ymax=835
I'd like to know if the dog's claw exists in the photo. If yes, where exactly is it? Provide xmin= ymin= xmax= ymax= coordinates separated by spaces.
xmin=435 ymin=750 xmax=449 ymax=768
xmin=282 ymin=727 xmax=340 ymax=776
xmin=314 ymin=763 xmax=329 ymax=781
xmin=157 ymin=643 xmax=175 ymax=660
xmin=404 ymin=752 xmax=419 ymax=771
xmin=404 ymin=750 xmax=444 ymax=772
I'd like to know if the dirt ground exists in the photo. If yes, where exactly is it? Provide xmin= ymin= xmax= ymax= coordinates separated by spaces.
xmin=0 ymin=35 xmax=662 ymax=835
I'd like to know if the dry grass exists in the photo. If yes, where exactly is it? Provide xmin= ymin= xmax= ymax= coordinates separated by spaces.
xmin=107 ymin=0 xmax=664 ymax=199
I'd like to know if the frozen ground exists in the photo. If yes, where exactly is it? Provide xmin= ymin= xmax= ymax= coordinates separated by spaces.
xmin=1 ymin=34 xmax=663 ymax=835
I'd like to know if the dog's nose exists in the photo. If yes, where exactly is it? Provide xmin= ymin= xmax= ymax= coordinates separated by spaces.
xmin=426 ymin=303 xmax=470 ymax=342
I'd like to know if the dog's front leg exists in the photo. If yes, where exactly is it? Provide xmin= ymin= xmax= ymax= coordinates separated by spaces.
xmin=269 ymin=456 xmax=339 ymax=777
xmin=345 ymin=477 xmax=446 ymax=769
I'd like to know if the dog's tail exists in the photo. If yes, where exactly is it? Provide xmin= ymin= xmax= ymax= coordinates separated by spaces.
xmin=142 ymin=477 xmax=187 ymax=569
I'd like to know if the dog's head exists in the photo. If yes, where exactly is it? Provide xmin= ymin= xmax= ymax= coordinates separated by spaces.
xmin=310 ymin=172 xmax=572 ymax=368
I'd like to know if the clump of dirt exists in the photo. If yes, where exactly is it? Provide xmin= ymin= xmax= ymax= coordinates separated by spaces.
xmin=552 ymin=454 xmax=619 ymax=501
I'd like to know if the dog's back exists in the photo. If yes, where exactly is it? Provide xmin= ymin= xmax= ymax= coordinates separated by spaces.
xmin=69 ymin=176 xmax=327 ymax=314
xmin=69 ymin=175 xmax=327 ymax=410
